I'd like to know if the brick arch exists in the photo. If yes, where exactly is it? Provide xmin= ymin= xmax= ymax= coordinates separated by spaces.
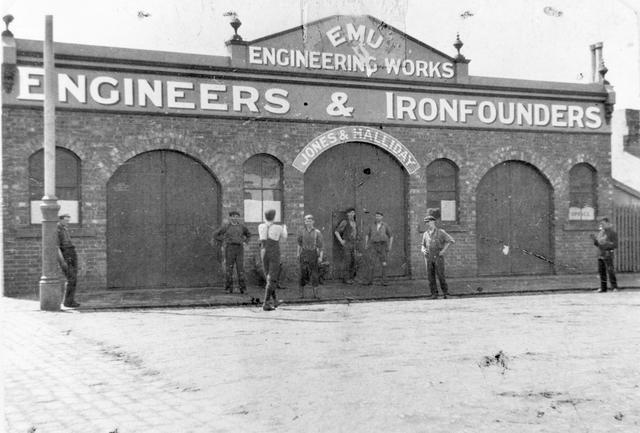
xmin=424 ymin=150 xmax=465 ymax=169
xmin=242 ymin=152 xmax=283 ymax=166
xmin=471 ymin=147 xmax=558 ymax=192
xmin=563 ymin=153 xmax=600 ymax=171
xmin=102 ymin=141 xmax=226 ymax=185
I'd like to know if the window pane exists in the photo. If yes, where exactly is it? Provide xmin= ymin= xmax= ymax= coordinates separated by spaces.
xmin=261 ymin=157 xmax=282 ymax=189
xmin=427 ymin=160 xmax=457 ymax=193
xmin=568 ymin=164 xmax=596 ymax=220
xmin=426 ymin=199 xmax=441 ymax=212
xmin=29 ymin=148 xmax=81 ymax=219
xmin=243 ymin=157 xmax=262 ymax=188
xmin=57 ymin=187 xmax=78 ymax=201
xmin=29 ymin=178 xmax=44 ymax=200
xmin=427 ymin=160 xmax=454 ymax=177
xmin=58 ymin=152 xmax=79 ymax=187
xmin=427 ymin=159 xmax=458 ymax=222
xmin=428 ymin=191 xmax=455 ymax=203
xmin=570 ymin=192 xmax=594 ymax=208
xmin=262 ymin=189 xmax=283 ymax=202
xmin=244 ymin=189 xmax=263 ymax=222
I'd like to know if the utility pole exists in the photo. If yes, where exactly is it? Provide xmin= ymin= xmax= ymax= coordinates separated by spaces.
xmin=39 ymin=15 xmax=61 ymax=311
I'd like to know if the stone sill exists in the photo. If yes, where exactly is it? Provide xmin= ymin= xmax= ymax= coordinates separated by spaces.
xmin=15 ymin=226 xmax=98 ymax=239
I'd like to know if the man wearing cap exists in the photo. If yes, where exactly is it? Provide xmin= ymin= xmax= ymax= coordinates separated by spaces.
xmin=590 ymin=217 xmax=618 ymax=292
xmin=421 ymin=212 xmax=455 ymax=299
xmin=297 ymin=214 xmax=324 ymax=298
xmin=364 ymin=211 xmax=393 ymax=285
xmin=334 ymin=207 xmax=358 ymax=284
xmin=258 ymin=209 xmax=288 ymax=311
xmin=57 ymin=213 xmax=80 ymax=308
xmin=214 ymin=211 xmax=251 ymax=294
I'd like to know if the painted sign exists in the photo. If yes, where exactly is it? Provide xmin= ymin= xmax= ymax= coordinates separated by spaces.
xmin=293 ymin=126 xmax=420 ymax=174
xmin=7 ymin=66 xmax=606 ymax=132
xmin=246 ymin=15 xmax=456 ymax=81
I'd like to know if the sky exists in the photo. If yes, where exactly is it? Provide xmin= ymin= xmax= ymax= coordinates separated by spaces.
xmin=2 ymin=0 xmax=640 ymax=109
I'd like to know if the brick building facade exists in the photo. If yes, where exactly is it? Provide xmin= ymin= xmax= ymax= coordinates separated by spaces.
xmin=2 ymin=15 xmax=616 ymax=296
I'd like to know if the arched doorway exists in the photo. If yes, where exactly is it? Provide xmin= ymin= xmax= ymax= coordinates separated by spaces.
xmin=476 ymin=160 xmax=554 ymax=276
xmin=107 ymin=150 xmax=222 ymax=289
xmin=304 ymin=142 xmax=408 ymax=279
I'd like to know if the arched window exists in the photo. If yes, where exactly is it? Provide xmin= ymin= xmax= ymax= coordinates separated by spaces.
xmin=569 ymin=163 xmax=597 ymax=220
xmin=29 ymin=147 xmax=81 ymax=224
xmin=426 ymin=159 xmax=458 ymax=222
xmin=243 ymin=154 xmax=283 ymax=223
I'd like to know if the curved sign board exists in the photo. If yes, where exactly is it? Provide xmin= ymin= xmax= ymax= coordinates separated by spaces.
xmin=293 ymin=126 xmax=420 ymax=174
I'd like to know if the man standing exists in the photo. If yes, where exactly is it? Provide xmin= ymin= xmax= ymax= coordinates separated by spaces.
xmin=258 ymin=209 xmax=287 ymax=311
xmin=590 ymin=216 xmax=618 ymax=292
xmin=297 ymin=214 xmax=324 ymax=299
xmin=214 ymin=211 xmax=251 ymax=294
xmin=334 ymin=207 xmax=358 ymax=284
xmin=421 ymin=213 xmax=455 ymax=299
xmin=57 ymin=213 xmax=79 ymax=308
xmin=364 ymin=212 xmax=393 ymax=286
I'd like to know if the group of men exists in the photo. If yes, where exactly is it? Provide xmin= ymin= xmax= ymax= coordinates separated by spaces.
xmin=55 ymin=209 xmax=620 ymax=310
xmin=214 ymin=206 xmax=457 ymax=310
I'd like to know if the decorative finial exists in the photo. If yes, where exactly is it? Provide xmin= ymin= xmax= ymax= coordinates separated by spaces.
xmin=2 ymin=14 xmax=14 ymax=37
xmin=454 ymin=33 xmax=465 ymax=61
xmin=224 ymin=11 xmax=242 ymax=41
xmin=598 ymin=58 xmax=609 ymax=84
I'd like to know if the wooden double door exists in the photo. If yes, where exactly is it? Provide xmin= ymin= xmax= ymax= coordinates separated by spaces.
xmin=107 ymin=150 xmax=221 ymax=289
xmin=476 ymin=161 xmax=554 ymax=276
xmin=304 ymin=142 xmax=408 ymax=279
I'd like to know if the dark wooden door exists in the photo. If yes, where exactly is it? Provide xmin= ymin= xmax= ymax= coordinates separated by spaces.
xmin=107 ymin=150 xmax=221 ymax=289
xmin=476 ymin=161 xmax=553 ymax=276
xmin=304 ymin=142 xmax=408 ymax=279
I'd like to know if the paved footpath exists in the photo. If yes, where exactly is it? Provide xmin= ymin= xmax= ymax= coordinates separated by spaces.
xmin=3 ymin=291 xmax=640 ymax=433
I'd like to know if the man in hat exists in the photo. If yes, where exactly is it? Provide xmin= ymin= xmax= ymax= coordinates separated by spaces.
xmin=258 ymin=209 xmax=288 ymax=311
xmin=421 ymin=211 xmax=455 ymax=299
xmin=364 ymin=211 xmax=393 ymax=285
xmin=334 ymin=207 xmax=358 ymax=284
xmin=214 ymin=211 xmax=251 ymax=293
xmin=297 ymin=214 xmax=324 ymax=298
xmin=57 ymin=213 xmax=80 ymax=308
xmin=590 ymin=216 xmax=618 ymax=292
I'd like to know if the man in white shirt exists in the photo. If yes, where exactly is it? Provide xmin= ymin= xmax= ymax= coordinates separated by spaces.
xmin=258 ymin=209 xmax=288 ymax=310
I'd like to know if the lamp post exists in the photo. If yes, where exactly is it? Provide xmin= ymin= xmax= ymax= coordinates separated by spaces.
xmin=39 ymin=15 xmax=61 ymax=311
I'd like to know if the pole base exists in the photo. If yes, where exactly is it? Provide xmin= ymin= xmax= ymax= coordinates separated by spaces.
xmin=39 ymin=276 xmax=62 ymax=311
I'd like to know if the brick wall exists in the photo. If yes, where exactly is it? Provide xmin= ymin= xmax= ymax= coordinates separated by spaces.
xmin=2 ymin=107 xmax=612 ymax=296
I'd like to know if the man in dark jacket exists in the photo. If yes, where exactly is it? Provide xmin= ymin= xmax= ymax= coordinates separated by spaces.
xmin=334 ymin=207 xmax=358 ymax=284
xmin=57 ymin=213 xmax=79 ymax=308
xmin=297 ymin=214 xmax=324 ymax=298
xmin=590 ymin=217 xmax=618 ymax=292
xmin=214 ymin=211 xmax=251 ymax=293
xmin=364 ymin=211 xmax=393 ymax=285
xmin=421 ymin=213 xmax=455 ymax=299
